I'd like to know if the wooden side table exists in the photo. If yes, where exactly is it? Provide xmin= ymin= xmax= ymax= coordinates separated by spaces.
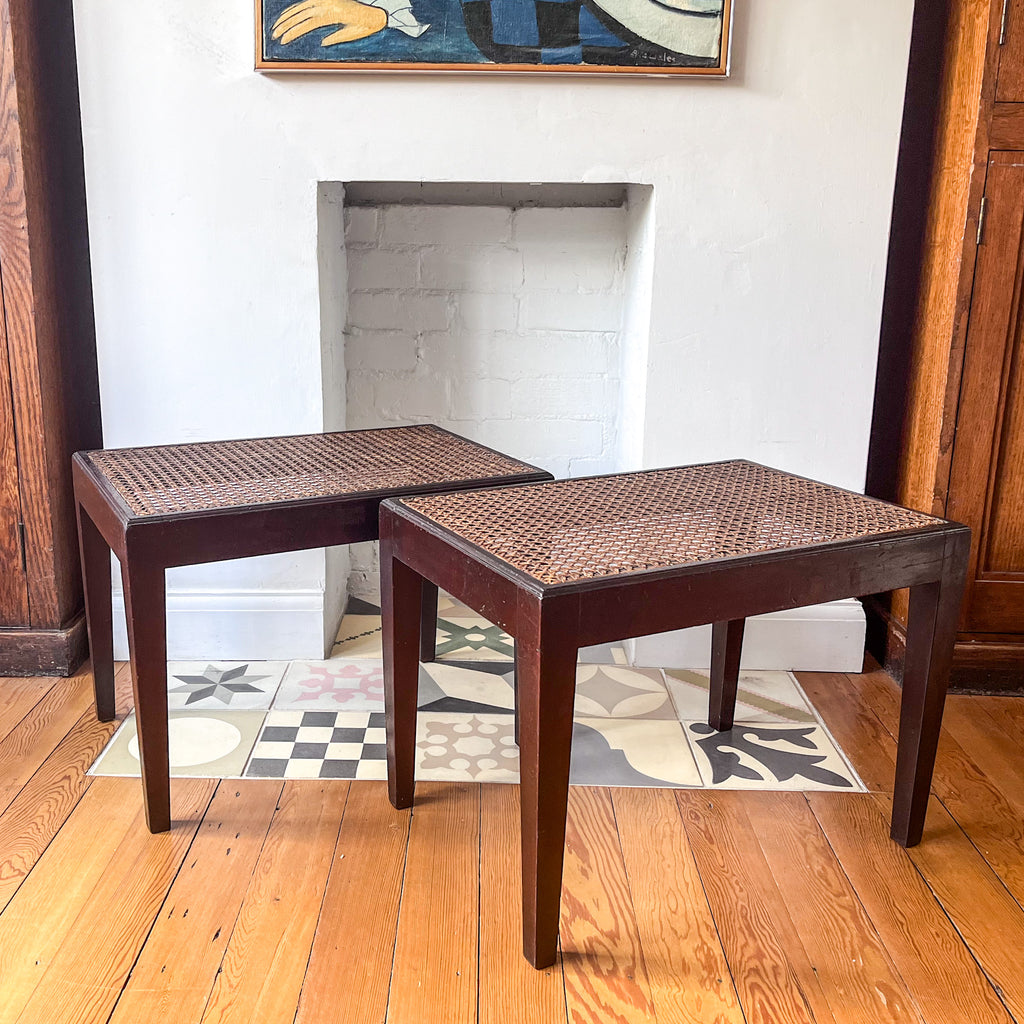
xmin=72 ymin=425 xmax=551 ymax=833
xmin=379 ymin=459 xmax=970 ymax=968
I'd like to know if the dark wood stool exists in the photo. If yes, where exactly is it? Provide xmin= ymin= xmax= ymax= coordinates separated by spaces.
xmin=379 ymin=459 xmax=970 ymax=968
xmin=72 ymin=425 xmax=551 ymax=833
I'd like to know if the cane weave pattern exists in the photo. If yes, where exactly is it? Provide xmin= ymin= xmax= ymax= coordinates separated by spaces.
xmin=84 ymin=426 xmax=540 ymax=517
xmin=401 ymin=460 xmax=946 ymax=585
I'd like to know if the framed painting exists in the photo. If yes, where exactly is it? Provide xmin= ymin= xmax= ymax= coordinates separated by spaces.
xmin=255 ymin=0 xmax=731 ymax=75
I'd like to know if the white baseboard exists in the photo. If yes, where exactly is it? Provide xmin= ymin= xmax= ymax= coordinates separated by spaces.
xmin=112 ymin=589 xmax=333 ymax=661
xmin=627 ymin=599 xmax=866 ymax=673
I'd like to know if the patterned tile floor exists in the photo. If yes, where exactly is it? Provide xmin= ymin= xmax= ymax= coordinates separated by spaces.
xmin=90 ymin=596 xmax=865 ymax=793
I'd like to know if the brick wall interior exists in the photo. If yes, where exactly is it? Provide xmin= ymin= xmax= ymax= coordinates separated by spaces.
xmin=342 ymin=201 xmax=628 ymax=598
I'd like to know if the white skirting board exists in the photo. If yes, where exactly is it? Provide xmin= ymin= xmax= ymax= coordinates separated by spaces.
xmin=111 ymin=589 xmax=333 ymax=662
xmin=626 ymin=599 xmax=867 ymax=673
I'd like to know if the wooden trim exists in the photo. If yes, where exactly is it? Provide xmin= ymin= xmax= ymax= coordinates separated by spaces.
xmin=0 ymin=612 xmax=88 ymax=676
xmin=864 ymin=593 xmax=1024 ymax=693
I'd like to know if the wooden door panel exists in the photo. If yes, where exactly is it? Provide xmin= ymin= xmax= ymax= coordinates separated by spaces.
xmin=997 ymin=0 xmax=1024 ymax=101
xmin=0 ymin=274 xmax=28 ymax=625
xmin=946 ymin=154 xmax=1024 ymax=631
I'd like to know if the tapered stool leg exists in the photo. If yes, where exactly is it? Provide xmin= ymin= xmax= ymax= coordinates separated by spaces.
xmin=419 ymin=580 xmax=439 ymax=663
xmin=709 ymin=618 xmax=745 ymax=731
xmin=516 ymin=595 xmax=579 ymax=969
xmin=121 ymin=558 xmax=170 ymax=833
xmin=383 ymin=537 xmax=424 ymax=810
xmin=891 ymin=533 xmax=970 ymax=847
xmin=77 ymin=503 xmax=115 ymax=722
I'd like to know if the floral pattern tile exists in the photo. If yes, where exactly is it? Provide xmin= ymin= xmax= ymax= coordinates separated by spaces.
xmin=571 ymin=718 xmax=701 ymax=787
xmin=275 ymin=659 xmax=384 ymax=711
xmin=685 ymin=722 xmax=864 ymax=791
xmin=417 ymin=713 xmax=520 ymax=782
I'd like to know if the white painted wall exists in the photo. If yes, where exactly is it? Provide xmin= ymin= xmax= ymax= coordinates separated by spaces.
xmin=74 ymin=0 xmax=914 ymax=666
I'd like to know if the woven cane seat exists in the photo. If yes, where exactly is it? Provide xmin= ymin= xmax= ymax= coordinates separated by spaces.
xmin=400 ymin=460 xmax=946 ymax=585
xmin=83 ymin=425 xmax=539 ymax=517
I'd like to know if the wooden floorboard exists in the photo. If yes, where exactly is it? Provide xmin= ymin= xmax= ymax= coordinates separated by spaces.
xmin=0 ymin=665 xmax=1023 ymax=1024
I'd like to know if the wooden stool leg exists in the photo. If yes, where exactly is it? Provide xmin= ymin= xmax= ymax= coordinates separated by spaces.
xmin=76 ymin=503 xmax=115 ymax=722
xmin=517 ymin=596 xmax=578 ymax=969
xmin=120 ymin=558 xmax=170 ymax=833
xmin=382 ymin=538 xmax=423 ymax=810
xmin=419 ymin=579 xmax=438 ymax=663
xmin=891 ymin=533 xmax=969 ymax=847
xmin=709 ymin=618 xmax=745 ymax=731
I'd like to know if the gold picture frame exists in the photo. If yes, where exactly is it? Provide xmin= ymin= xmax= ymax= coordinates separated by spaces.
xmin=256 ymin=0 xmax=732 ymax=75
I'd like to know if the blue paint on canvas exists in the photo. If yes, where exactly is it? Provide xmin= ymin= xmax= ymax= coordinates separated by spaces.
xmin=262 ymin=0 xmax=489 ymax=63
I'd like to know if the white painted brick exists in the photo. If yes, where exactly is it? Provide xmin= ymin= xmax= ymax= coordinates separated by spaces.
xmin=346 ymin=372 xmax=385 ymax=428
xmin=449 ymin=377 xmax=512 ymax=421
xmin=567 ymin=455 xmax=618 ymax=477
xmin=510 ymin=375 xmax=610 ymax=421
xmin=346 ymin=331 xmax=418 ymax=372
xmin=512 ymin=206 xmax=627 ymax=247
xmin=456 ymin=292 xmax=517 ymax=331
xmin=348 ymin=291 xmax=450 ymax=332
xmin=344 ymin=207 xmax=379 ymax=245
xmin=476 ymin=418 xmax=604 ymax=464
xmin=420 ymin=246 xmax=524 ymax=293
xmin=347 ymin=249 xmax=419 ymax=291
xmin=417 ymin=331 xmax=490 ymax=378
xmin=374 ymin=374 xmax=449 ymax=419
xmin=519 ymin=291 xmax=623 ymax=333
xmin=381 ymin=205 xmax=512 ymax=246
xmin=489 ymin=333 xmax=616 ymax=379
xmin=521 ymin=246 xmax=623 ymax=292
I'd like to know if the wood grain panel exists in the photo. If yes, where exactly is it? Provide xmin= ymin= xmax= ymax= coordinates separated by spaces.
xmin=810 ymin=792 xmax=1014 ymax=1024
xmin=387 ymin=783 xmax=479 ymax=1024
xmin=0 ymin=776 xmax=212 ymax=1024
xmin=613 ymin=787 xmax=743 ymax=1024
xmin=0 ymin=705 xmax=116 ymax=912
xmin=990 ymin=101 xmax=1024 ymax=147
xmin=0 ymin=298 xmax=27 ymax=624
xmin=478 ymin=785 xmax=566 ymax=1024
xmin=200 ymin=781 xmax=346 ymax=1024
xmin=675 ymin=791 xmax=823 ymax=1024
xmin=996 ymin=0 xmax=1024 ymax=100
xmin=746 ymin=793 xmax=921 ymax=1024
xmin=560 ymin=786 xmax=656 ymax=1024
xmin=296 ymin=782 xmax=410 ymax=1024
xmin=107 ymin=781 xmax=284 ymax=1024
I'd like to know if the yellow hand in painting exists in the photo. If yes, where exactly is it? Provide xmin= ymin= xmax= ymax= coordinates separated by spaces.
xmin=271 ymin=0 xmax=388 ymax=46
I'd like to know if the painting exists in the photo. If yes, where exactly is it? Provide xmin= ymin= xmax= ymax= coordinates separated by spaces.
xmin=255 ymin=0 xmax=731 ymax=74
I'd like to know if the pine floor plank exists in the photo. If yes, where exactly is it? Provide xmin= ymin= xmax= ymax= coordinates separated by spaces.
xmin=677 ymin=790 xmax=831 ymax=1024
xmin=984 ymin=695 xmax=1024 ymax=737
xmin=884 ymin=790 xmax=1024 ymax=1023
xmin=941 ymin=697 xmax=1024 ymax=807
xmin=0 ymin=667 xmax=94 ymax=816
xmin=200 ymin=781 xmax=348 ymax=1024
xmin=612 ymin=787 xmax=744 ymax=1024
xmin=0 ymin=675 xmax=54 ymax=744
xmin=560 ymin=786 xmax=656 ymax=1024
xmin=386 ymin=782 xmax=480 ymax=1024
xmin=0 ymin=705 xmax=117 ymax=913
xmin=0 ymin=776 xmax=213 ymax=1024
xmin=809 ymin=792 xmax=1015 ymax=1024
xmin=745 ymin=792 xmax=922 ymax=1024
xmin=842 ymin=670 xmax=1024 ymax=906
xmin=478 ymin=785 xmax=567 ymax=1024
xmin=295 ymin=782 xmax=410 ymax=1024
xmin=106 ymin=780 xmax=285 ymax=1024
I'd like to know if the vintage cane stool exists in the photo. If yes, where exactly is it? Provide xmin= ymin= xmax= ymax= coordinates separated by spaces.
xmin=378 ymin=459 xmax=970 ymax=968
xmin=72 ymin=425 xmax=551 ymax=833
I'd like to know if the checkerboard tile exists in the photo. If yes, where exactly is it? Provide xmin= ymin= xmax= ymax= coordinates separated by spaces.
xmin=245 ymin=710 xmax=387 ymax=780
